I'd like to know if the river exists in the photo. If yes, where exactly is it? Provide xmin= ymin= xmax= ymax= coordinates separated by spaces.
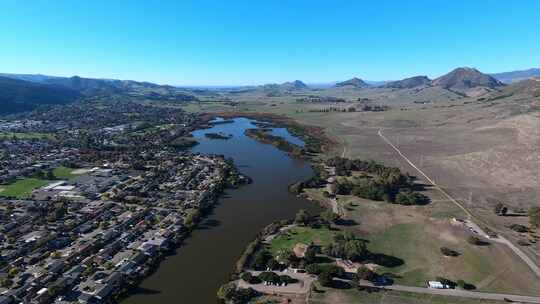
xmin=122 ymin=117 xmax=322 ymax=304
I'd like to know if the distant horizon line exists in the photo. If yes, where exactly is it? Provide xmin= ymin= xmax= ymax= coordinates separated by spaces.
xmin=2 ymin=66 xmax=539 ymax=88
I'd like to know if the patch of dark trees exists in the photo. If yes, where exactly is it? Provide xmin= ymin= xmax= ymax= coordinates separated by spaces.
xmin=326 ymin=157 xmax=430 ymax=205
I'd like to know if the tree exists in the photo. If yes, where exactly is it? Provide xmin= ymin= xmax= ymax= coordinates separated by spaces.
xmin=46 ymin=170 xmax=55 ymax=180
xmin=217 ymin=283 xmax=236 ymax=301
xmin=240 ymin=272 xmax=260 ymax=284
xmin=258 ymin=271 xmax=280 ymax=284
xmin=295 ymin=209 xmax=310 ymax=226
xmin=321 ymin=210 xmax=339 ymax=225
xmin=304 ymin=245 xmax=318 ymax=264
xmin=265 ymin=258 xmax=278 ymax=271
xmin=253 ymin=250 xmax=271 ymax=270
xmin=0 ymin=278 xmax=12 ymax=288
xmin=356 ymin=266 xmax=376 ymax=281
xmin=7 ymin=267 xmax=19 ymax=278
xmin=318 ymin=269 xmax=334 ymax=287
xmin=344 ymin=239 xmax=366 ymax=261
xmin=494 ymin=203 xmax=508 ymax=216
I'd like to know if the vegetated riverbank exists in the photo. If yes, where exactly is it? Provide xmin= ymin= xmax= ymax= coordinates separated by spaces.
xmin=244 ymin=128 xmax=305 ymax=157
xmin=214 ymin=117 xmax=337 ymax=303
xmin=123 ymin=117 xmax=322 ymax=304
xmin=200 ymin=112 xmax=336 ymax=156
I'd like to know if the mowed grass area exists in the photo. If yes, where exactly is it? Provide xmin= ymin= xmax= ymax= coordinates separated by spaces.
xmin=0 ymin=178 xmax=50 ymax=198
xmin=309 ymin=286 xmax=508 ymax=304
xmin=0 ymin=132 xmax=55 ymax=140
xmin=268 ymin=226 xmax=335 ymax=256
xmin=332 ymin=190 xmax=540 ymax=295
xmin=52 ymin=166 xmax=82 ymax=180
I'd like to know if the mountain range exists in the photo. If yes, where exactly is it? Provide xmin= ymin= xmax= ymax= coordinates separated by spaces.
xmin=0 ymin=67 xmax=538 ymax=114
xmin=489 ymin=68 xmax=540 ymax=84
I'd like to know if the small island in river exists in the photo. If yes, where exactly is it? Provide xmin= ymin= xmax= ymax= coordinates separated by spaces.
xmin=205 ymin=132 xmax=233 ymax=140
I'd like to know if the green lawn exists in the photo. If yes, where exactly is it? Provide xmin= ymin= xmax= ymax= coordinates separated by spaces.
xmin=268 ymin=226 xmax=335 ymax=256
xmin=52 ymin=166 xmax=81 ymax=180
xmin=0 ymin=178 xmax=51 ymax=198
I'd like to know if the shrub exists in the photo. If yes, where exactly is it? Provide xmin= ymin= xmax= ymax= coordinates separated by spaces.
xmin=240 ymin=272 xmax=260 ymax=284
xmin=509 ymin=224 xmax=529 ymax=233
xmin=318 ymin=270 xmax=334 ymax=287
xmin=529 ymin=207 xmax=540 ymax=228
xmin=517 ymin=239 xmax=530 ymax=246
xmin=457 ymin=279 xmax=476 ymax=290
xmin=258 ymin=271 xmax=280 ymax=284
xmin=467 ymin=236 xmax=486 ymax=246
xmin=356 ymin=266 xmax=376 ymax=281
xmin=440 ymin=247 xmax=460 ymax=257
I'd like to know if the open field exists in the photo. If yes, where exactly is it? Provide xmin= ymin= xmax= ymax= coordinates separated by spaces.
xmin=324 ymin=187 xmax=540 ymax=295
xmin=52 ymin=166 xmax=83 ymax=180
xmin=0 ymin=178 xmax=50 ymax=198
xmin=268 ymin=226 xmax=335 ymax=256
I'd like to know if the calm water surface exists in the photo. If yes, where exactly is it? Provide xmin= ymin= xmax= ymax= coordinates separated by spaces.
xmin=123 ymin=118 xmax=321 ymax=304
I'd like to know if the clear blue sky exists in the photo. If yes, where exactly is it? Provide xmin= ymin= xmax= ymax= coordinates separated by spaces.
xmin=1 ymin=0 xmax=539 ymax=85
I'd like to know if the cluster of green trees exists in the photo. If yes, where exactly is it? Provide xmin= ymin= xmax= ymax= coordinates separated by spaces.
xmin=322 ymin=232 xmax=368 ymax=262
xmin=252 ymin=249 xmax=278 ymax=270
xmin=217 ymin=283 xmax=259 ymax=304
xmin=306 ymin=263 xmax=345 ymax=287
xmin=326 ymin=157 xmax=429 ymax=205
xmin=241 ymin=271 xmax=296 ymax=285
xmin=244 ymin=128 xmax=305 ymax=157
xmin=326 ymin=157 xmax=409 ymax=180
xmin=395 ymin=190 xmax=430 ymax=205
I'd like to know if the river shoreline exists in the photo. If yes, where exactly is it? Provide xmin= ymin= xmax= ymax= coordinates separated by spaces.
xmin=122 ymin=117 xmax=323 ymax=304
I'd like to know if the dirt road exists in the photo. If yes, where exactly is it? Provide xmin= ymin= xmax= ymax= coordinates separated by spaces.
xmin=377 ymin=128 xmax=540 ymax=280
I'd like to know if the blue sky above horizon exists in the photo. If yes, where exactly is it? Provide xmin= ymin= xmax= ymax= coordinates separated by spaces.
xmin=1 ymin=0 xmax=539 ymax=86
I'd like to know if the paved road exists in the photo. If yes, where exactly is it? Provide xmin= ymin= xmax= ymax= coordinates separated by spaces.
xmin=377 ymin=128 xmax=540 ymax=280
xmin=359 ymin=281 xmax=540 ymax=303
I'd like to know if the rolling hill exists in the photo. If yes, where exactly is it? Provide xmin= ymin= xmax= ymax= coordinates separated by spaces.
xmin=431 ymin=67 xmax=504 ymax=96
xmin=335 ymin=77 xmax=370 ymax=88
xmin=490 ymin=68 xmax=540 ymax=84
xmin=382 ymin=75 xmax=431 ymax=89
xmin=0 ymin=76 xmax=81 ymax=114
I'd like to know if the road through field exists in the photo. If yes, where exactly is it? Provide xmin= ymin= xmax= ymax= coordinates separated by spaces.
xmin=377 ymin=128 xmax=540 ymax=280
xmin=359 ymin=281 xmax=540 ymax=303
